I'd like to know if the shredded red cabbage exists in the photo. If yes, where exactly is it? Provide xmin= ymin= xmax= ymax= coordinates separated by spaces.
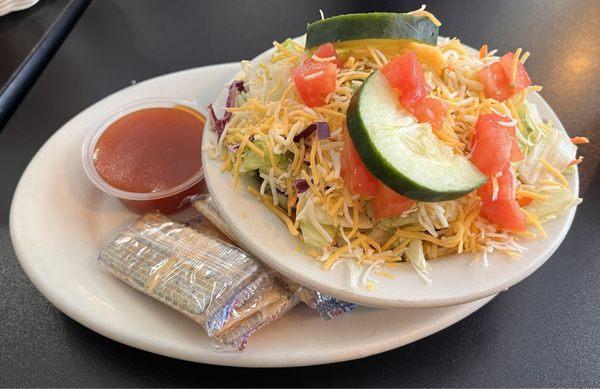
xmin=293 ymin=121 xmax=330 ymax=142
xmin=293 ymin=123 xmax=316 ymax=142
xmin=294 ymin=179 xmax=309 ymax=193
xmin=208 ymin=80 xmax=246 ymax=138
xmin=316 ymin=121 xmax=330 ymax=139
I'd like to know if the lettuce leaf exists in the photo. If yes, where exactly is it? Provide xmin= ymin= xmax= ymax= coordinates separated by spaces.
xmin=300 ymin=219 xmax=337 ymax=248
xmin=524 ymin=187 xmax=580 ymax=223
xmin=517 ymin=101 xmax=576 ymax=184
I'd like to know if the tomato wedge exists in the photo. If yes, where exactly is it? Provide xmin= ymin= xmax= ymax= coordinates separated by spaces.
xmin=382 ymin=52 xmax=448 ymax=130
xmin=478 ymin=165 xmax=515 ymax=203
xmin=478 ymin=51 xmax=532 ymax=102
xmin=372 ymin=183 xmax=415 ymax=219
xmin=312 ymin=43 xmax=343 ymax=68
xmin=506 ymin=125 xmax=524 ymax=162
xmin=499 ymin=52 xmax=532 ymax=92
xmin=341 ymin=130 xmax=379 ymax=196
xmin=292 ymin=60 xmax=337 ymax=107
xmin=478 ymin=62 xmax=513 ymax=102
xmin=481 ymin=199 xmax=526 ymax=231
xmin=478 ymin=165 xmax=525 ymax=231
xmin=409 ymin=97 xmax=448 ymax=132
xmin=471 ymin=114 xmax=522 ymax=176
xmin=381 ymin=51 xmax=428 ymax=109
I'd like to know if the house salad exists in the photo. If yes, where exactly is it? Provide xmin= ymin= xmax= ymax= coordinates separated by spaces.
xmin=207 ymin=6 xmax=586 ymax=285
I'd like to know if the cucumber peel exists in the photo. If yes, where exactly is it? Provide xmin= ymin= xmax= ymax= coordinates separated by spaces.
xmin=306 ymin=12 xmax=438 ymax=49
xmin=346 ymin=71 xmax=486 ymax=202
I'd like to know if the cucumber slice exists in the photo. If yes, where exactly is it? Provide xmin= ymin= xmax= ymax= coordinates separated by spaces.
xmin=306 ymin=13 xmax=438 ymax=49
xmin=346 ymin=71 xmax=486 ymax=201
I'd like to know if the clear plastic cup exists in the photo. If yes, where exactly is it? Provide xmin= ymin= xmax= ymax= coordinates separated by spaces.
xmin=82 ymin=98 xmax=206 ymax=214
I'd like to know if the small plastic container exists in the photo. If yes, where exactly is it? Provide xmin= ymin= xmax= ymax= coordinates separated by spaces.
xmin=82 ymin=98 xmax=206 ymax=214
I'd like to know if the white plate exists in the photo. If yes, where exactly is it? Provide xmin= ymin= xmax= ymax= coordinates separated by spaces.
xmin=203 ymin=40 xmax=579 ymax=309
xmin=10 ymin=63 xmax=495 ymax=367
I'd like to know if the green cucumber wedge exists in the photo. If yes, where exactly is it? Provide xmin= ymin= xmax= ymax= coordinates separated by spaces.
xmin=346 ymin=71 xmax=486 ymax=202
xmin=306 ymin=13 xmax=438 ymax=49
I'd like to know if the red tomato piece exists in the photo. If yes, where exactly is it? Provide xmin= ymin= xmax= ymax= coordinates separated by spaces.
xmin=292 ymin=60 xmax=337 ymax=107
xmin=499 ymin=52 xmax=532 ymax=92
xmin=478 ymin=165 xmax=515 ymax=203
xmin=372 ymin=183 xmax=415 ymax=219
xmin=409 ymin=97 xmax=448 ymax=131
xmin=478 ymin=166 xmax=525 ymax=231
xmin=478 ymin=62 xmax=514 ymax=102
xmin=341 ymin=130 xmax=379 ymax=196
xmin=478 ymin=52 xmax=532 ymax=102
xmin=505 ymin=125 xmax=524 ymax=162
xmin=312 ymin=43 xmax=343 ymax=68
xmin=471 ymin=114 xmax=517 ymax=175
xmin=481 ymin=199 xmax=526 ymax=231
xmin=381 ymin=51 xmax=428 ymax=109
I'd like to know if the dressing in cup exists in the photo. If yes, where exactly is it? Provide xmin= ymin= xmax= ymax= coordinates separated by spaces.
xmin=82 ymin=98 xmax=206 ymax=214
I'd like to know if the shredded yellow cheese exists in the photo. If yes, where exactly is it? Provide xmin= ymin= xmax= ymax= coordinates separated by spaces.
xmin=247 ymin=186 xmax=299 ymax=236
xmin=520 ymin=207 xmax=547 ymax=239
xmin=322 ymin=234 xmax=367 ymax=270
xmin=517 ymin=189 xmax=549 ymax=201
xmin=539 ymin=159 xmax=569 ymax=187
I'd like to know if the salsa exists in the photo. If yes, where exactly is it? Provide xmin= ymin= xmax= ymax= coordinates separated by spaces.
xmin=93 ymin=106 xmax=205 ymax=214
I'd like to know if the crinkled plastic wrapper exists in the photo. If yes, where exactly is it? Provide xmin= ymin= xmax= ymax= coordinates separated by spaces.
xmin=193 ymin=195 xmax=357 ymax=320
xmin=284 ymin=280 xmax=357 ymax=320
xmin=98 ymin=212 xmax=298 ymax=351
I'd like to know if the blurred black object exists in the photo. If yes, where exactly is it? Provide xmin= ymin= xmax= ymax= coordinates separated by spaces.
xmin=0 ymin=0 xmax=91 ymax=131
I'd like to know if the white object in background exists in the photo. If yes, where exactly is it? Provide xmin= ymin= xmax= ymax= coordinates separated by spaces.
xmin=0 ymin=0 xmax=39 ymax=17
xmin=10 ymin=63 xmax=495 ymax=367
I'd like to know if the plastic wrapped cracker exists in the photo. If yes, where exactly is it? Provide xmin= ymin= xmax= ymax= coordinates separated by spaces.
xmin=193 ymin=195 xmax=357 ymax=320
xmin=98 ymin=212 xmax=298 ymax=351
xmin=210 ymin=277 xmax=299 ymax=351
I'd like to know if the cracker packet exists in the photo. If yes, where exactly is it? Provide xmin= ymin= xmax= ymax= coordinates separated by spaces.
xmin=98 ymin=212 xmax=298 ymax=351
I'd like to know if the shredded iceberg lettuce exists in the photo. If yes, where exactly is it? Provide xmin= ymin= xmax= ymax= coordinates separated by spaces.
xmin=405 ymin=240 xmax=432 ymax=283
xmin=240 ymin=140 xmax=291 ymax=172
xmin=300 ymin=218 xmax=337 ymax=247
xmin=517 ymin=100 xmax=576 ymax=184
xmin=525 ymin=187 xmax=581 ymax=223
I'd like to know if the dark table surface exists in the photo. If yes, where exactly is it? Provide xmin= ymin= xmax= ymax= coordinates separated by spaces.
xmin=0 ymin=0 xmax=71 ymax=88
xmin=1 ymin=0 xmax=599 ymax=387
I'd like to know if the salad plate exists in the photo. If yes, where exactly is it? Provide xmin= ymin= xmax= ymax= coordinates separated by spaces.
xmin=10 ymin=62 xmax=495 ymax=367
xmin=203 ymin=34 xmax=580 ymax=309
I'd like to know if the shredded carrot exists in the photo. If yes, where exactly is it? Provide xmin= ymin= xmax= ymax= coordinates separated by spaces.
xmin=479 ymin=44 xmax=488 ymax=58
xmin=571 ymin=136 xmax=589 ymax=145
xmin=517 ymin=197 xmax=533 ymax=206
xmin=568 ymin=156 xmax=584 ymax=166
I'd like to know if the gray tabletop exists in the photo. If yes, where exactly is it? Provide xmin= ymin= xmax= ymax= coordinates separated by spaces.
xmin=1 ymin=0 xmax=600 ymax=387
